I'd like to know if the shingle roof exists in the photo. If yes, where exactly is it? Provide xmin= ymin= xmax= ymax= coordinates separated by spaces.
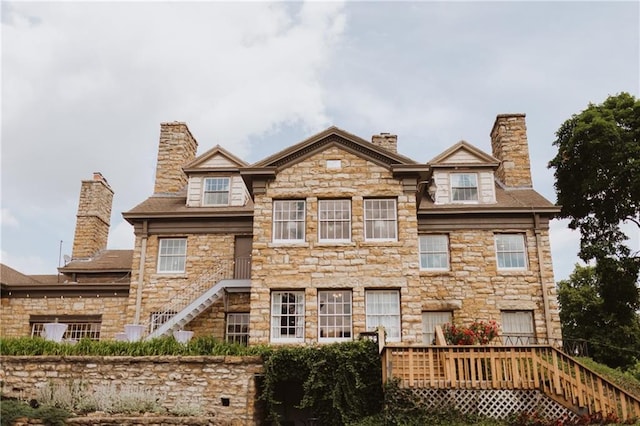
xmin=60 ymin=249 xmax=133 ymax=272
xmin=124 ymin=194 xmax=254 ymax=218
xmin=418 ymin=185 xmax=559 ymax=213
xmin=0 ymin=264 xmax=42 ymax=285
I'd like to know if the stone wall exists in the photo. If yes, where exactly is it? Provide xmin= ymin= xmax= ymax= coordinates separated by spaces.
xmin=418 ymin=228 xmax=561 ymax=341
xmin=0 ymin=296 xmax=128 ymax=340
xmin=126 ymin=234 xmax=245 ymax=336
xmin=0 ymin=356 xmax=264 ymax=425
xmin=249 ymin=146 xmax=421 ymax=344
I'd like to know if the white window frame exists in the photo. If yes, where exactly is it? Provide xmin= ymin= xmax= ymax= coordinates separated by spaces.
xmin=318 ymin=199 xmax=351 ymax=243
xmin=365 ymin=290 xmax=401 ymax=342
xmin=495 ymin=234 xmax=527 ymax=270
xmin=157 ymin=238 xmax=187 ymax=273
xmin=501 ymin=310 xmax=535 ymax=345
xmin=226 ymin=312 xmax=250 ymax=346
xmin=318 ymin=290 xmax=352 ymax=342
xmin=203 ymin=177 xmax=230 ymax=206
xmin=271 ymin=291 xmax=305 ymax=343
xmin=419 ymin=235 xmax=450 ymax=270
xmin=150 ymin=311 xmax=176 ymax=333
xmin=30 ymin=315 xmax=102 ymax=341
xmin=364 ymin=199 xmax=397 ymax=241
xmin=422 ymin=311 xmax=452 ymax=345
xmin=273 ymin=200 xmax=306 ymax=242
xmin=450 ymin=173 xmax=478 ymax=202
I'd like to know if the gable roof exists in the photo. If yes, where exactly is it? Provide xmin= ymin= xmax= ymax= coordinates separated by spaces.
xmin=252 ymin=126 xmax=419 ymax=169
xmin=183 ymin=144 xmax=249 ymax=171
xmin=428 ymin=140 xmax=500 ymax=167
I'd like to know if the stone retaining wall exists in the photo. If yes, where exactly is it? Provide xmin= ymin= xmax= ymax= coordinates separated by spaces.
xmin=0 ymin=356 xmax=264 ymax=425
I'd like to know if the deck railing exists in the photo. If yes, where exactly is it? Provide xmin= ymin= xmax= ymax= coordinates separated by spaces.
xmin=381 ymin=345 xmax=640 ymax=421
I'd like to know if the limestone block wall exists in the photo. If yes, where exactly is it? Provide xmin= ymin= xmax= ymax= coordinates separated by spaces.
xmin=0 ymin=296 xmax=128 ymax=340
xmin=0 ymin=356 xmax=263 ymax=424
xmin=249 ymin=146 xmax=421 ymax=344
xmin=127 ymin=234 xmax=238 ymax=333
xmin=189 ymin=293 xmax=251 ymax=340
xmin=419 ymin=228 xmax=561 ymax=341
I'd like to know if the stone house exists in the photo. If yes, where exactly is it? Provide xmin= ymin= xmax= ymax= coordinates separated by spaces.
xmin=0 ymin=114 xmax=561 ymax=346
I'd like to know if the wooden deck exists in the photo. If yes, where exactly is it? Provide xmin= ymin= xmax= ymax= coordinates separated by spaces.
xmin=381 ymin=344 xmax=640 ymax=421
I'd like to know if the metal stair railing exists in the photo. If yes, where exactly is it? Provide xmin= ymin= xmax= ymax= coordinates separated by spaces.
xmin=136 ymin=258 xmax=237 ymax=339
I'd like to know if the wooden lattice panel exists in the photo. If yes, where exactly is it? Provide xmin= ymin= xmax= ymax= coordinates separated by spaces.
xmin=410 ymin=389 xmax=578 ymax=421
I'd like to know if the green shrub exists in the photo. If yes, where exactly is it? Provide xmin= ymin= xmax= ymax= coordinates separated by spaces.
xmin=0 ymin=335 xmax=272 ymax=357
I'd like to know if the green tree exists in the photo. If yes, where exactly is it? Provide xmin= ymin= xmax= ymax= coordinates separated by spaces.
xmin=549 ymin=92 xmax=640 ymax=354
xmin=558 ymin=264 xmax=640 ymax=368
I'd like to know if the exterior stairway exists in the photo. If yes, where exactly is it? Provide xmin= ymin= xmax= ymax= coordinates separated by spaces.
xmin=380 ymin=330 xmax=640 ymax=421
xmin=137 ymin=258 xmax=250 ymax=340
xmin=146 ymin=279 xmax=249 ymax=340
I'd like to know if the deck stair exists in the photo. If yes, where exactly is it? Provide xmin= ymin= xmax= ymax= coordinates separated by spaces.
xmin=381 ymin=337 xmax=640 ymax=421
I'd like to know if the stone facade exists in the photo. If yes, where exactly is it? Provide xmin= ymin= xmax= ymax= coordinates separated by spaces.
xmin=491 ymin=114 xmax=533 ymax=188
xmin=0 ymin=356 xmax=263 ymax=425
xmin=71 ymin=172 xmax=113 ymax=259
xmin=0 ymin=295 xmax=128 ymax=340
xmin=249 ymin=146 xmax=420 ymax=344
xmin=126 ymin=233 xmax=247 ymax=334
xmin=1 ymin=114 xmax=561 ymax=350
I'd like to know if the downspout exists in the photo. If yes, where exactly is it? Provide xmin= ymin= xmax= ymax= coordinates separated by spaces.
xmin=134 ymin=220 xmax=148 ymax=325
xmin=534 ymin=213 xmax=554 ymax=340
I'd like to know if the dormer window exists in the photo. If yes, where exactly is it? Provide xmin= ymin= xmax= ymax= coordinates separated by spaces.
xmin=451 ymin=173 xmax=478 ymax=202
xmin=203 ymin=177 xmax=230 ymax=206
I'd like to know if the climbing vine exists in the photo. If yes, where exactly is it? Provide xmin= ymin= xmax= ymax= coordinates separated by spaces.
xmin=260 ymin=339 xmax=383 ymax=425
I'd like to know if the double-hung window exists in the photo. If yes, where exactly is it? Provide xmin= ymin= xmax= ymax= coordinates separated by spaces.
xmin=203 ymin=177 xmax=230 ymax=206
xmin=157 ymin=238 xmax=187 ymax=273
xmin=364 ymin=199 xmax=397 ymax=241
xmin=422 ymin=311 xmax=452 ymax=345
xmin=501 ymin=310 xmax=535 ymax=345
xmin=226 ymin=313 xmax=250 ymax=345
xmin=318 ymin=290 xmax=352 ymax=341
xmin=273 ymin=200 xmax=305 ymax=242
xmin=365 ymin=290 xmax=401 ymax=342
xmin=271 ymin=291 xmax=305 ymax=342
xmin=495 ymin=234 xmax=527 ymax=269
xmin=318 ymin=199 xmax=351 ymax=242
xmin=451 ymin=173 xmax=478 ymax=202
xmin=419 ymin=235 xmax=449 ymax=270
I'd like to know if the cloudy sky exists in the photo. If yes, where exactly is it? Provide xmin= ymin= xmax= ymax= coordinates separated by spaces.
xmin=1 ymin=1 xmax=638 ymax=282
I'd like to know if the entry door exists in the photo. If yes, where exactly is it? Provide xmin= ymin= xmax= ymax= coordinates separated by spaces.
xmin=234 ymin=236 xmax=252 ymax=279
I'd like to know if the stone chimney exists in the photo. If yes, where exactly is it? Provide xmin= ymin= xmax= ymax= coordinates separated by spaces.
xmin=371 ymin=133 xmax=398 ymax=153
xmin=71 ymin=172 xmax=114 ymax=259
xmin=153 ymin=122 xmax=198 ymax=194
xmin=490 ymin=114 xmax=533 ymax=188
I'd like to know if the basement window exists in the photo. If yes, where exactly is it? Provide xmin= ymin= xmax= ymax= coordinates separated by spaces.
xmin=30 ymin=315 xmax=102 ymax=341
xmin=226 ymin=313 xmax=249 ymax=345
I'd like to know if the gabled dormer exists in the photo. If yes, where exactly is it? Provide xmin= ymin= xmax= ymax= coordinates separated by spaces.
xmin=427 ymin=141 xmax=500 ymax=205
xmin=182 ymin=145 xmax=251 ymax=208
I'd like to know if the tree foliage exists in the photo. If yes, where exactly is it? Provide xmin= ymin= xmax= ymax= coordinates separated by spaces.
xmin=550 ymin=93 xmax=640 ymax=352
xmin=549 ymin=92 xmax=640 ymax=261
xmin=557 ymin=264 xmax=640 ymax=369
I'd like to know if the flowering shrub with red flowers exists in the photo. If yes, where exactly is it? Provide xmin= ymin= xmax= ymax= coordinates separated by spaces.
xmin=442 ymin=320 xmax=499 ymax=345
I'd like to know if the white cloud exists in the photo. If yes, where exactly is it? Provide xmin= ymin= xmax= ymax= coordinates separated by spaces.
xmin=107 ymin=219 xmax=135 ymax=250
xmin=0 ymin=208 xmax=19 ymax=228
